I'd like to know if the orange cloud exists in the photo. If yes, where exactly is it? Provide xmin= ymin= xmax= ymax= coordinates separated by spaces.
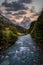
xmin=9 ymin=10 xmax=39 ymax=22
xmin=9 ymin=15 xmax=23 ymax=22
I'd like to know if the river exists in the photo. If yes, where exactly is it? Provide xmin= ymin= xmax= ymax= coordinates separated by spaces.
xmin=0 ymin=34 xmax=43 ymax=65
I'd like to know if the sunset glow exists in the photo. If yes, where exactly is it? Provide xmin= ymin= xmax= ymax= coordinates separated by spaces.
xmin=9 ymin=10 xmax=38 ymax=22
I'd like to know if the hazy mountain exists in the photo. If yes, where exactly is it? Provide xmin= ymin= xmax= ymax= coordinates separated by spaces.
xmin=18 ymin=16 xmax=31 ymax=29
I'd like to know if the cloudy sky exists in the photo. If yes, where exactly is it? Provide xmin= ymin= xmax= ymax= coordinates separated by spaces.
xmin=0 ymin=0 xmax=43 ymax=12
xmin=0 ymin=0 xmax=43 ymax=22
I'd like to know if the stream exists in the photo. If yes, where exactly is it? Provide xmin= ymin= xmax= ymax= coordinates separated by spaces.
xmin=0 ymin=34 xmax=43 ymax=65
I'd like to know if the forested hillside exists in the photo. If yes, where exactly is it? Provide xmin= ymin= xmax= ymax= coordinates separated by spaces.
xmin=31 ymin=11 xmax=43 ymax=49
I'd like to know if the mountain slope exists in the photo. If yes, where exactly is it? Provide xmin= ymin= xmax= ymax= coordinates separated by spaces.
xmin=0 ymin=15 xmax=18 ymax=52
xmin=18 ymin=17 xmax=31 ymax=29
xmin=0 ymin=14 xmax=30 ymax=52
xmin=0 ymin=14 xmax=26 ymax=52
xmin=31 ymin=11 xmax=43 ymax=49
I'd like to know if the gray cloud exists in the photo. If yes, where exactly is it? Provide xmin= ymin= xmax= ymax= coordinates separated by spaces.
xmin=18 ymin=0 xmax=32 ymax=3
xmin=2 ymin=2 xmax=28 ymax=11
xmin=2 ymin=0 xmax=32 ymax=11
xmin=13 ymin=11 xmax=27 ymax=15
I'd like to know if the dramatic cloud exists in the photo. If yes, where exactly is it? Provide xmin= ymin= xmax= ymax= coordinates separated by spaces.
xmin=2 ymin=0 xmax=32 ymax=11
xmin=13 ymin=11 xmax=27 ymax=15
xmin=18 ymin=0 xmax=32 ymax=3
xmin=2 ymin=2 xmax=28 ymax=11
